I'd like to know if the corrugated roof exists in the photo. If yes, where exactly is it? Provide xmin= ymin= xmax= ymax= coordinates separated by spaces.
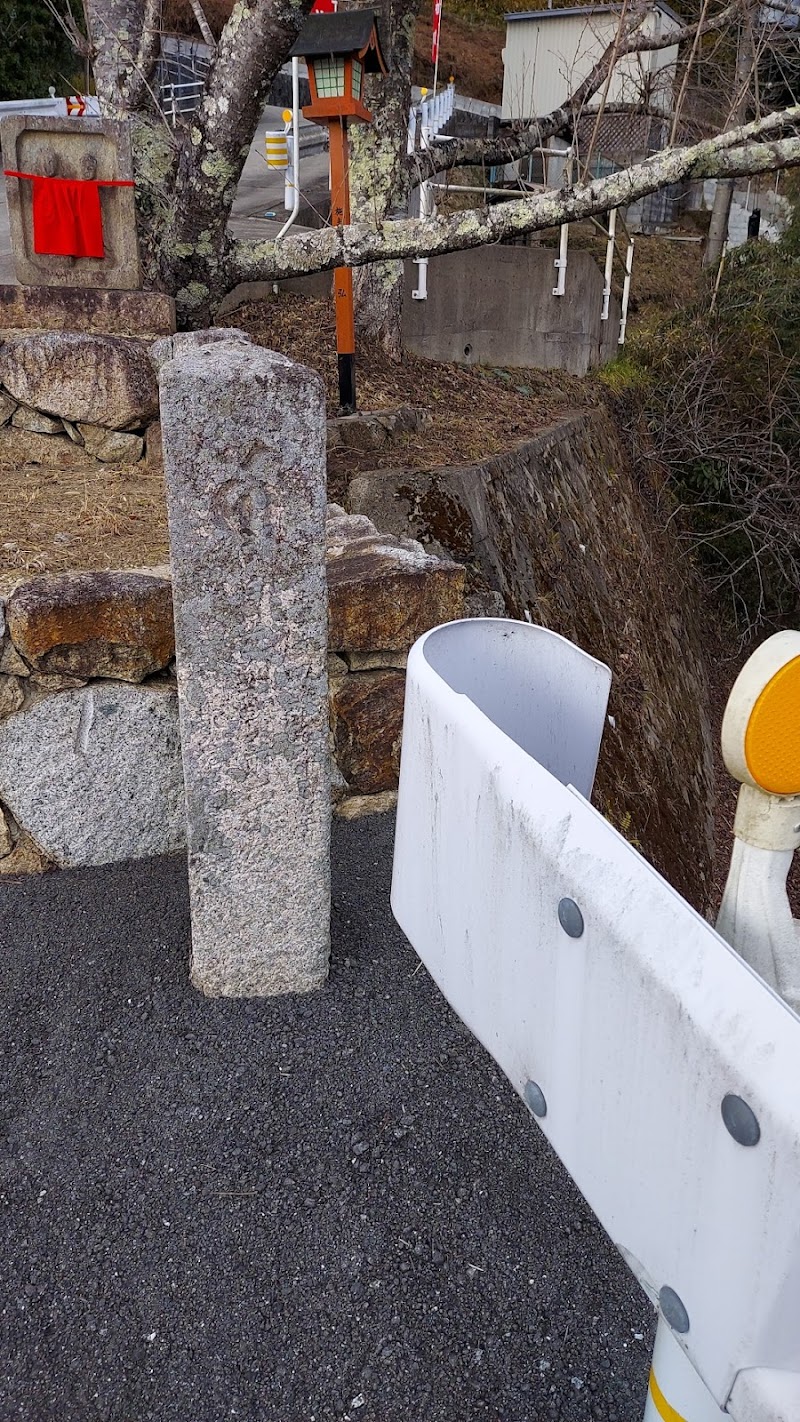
xmin=505 ymin=2 xmax=683 ymax=26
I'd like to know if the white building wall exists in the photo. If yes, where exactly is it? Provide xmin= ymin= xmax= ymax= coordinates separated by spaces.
xmin=501 ymin=7 xmax=680 ymax=122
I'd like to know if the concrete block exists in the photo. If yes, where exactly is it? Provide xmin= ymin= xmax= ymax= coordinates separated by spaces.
xmin=402 ymin=247 xmax=621 ymax=375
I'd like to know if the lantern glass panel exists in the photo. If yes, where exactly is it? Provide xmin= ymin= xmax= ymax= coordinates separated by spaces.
xmin=351 ymin=59 xmax=363 ymax=98
xmin=314 ymin=56 xmax=346 ymax=98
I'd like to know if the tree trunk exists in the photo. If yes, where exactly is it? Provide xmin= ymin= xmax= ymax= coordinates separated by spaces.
xmin=704 ymin=178 xmax=735 ymax=266
xmin=87 ymin=0 xmax=161 ymax=115
xmin=84 ymin=0 xmax=311 ymax=329
xmin=348 ymin=0 xmax=416 ymax=355
xmin=703 ymin=13 xmax=754 ymax=267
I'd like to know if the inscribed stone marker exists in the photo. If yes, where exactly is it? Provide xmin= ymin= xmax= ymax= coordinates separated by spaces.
xmin=159 ymin=337 xmax=331 ymax=996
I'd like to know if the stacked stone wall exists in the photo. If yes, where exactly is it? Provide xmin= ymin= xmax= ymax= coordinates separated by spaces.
xmin=0 ymin=508 xmax=465 ymax=874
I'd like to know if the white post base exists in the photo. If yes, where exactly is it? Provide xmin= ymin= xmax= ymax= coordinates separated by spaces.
xmin=644 ymin=1319 xmax=727 ymax=1422
xmin=715 ymin=784 xmax=800 ymax=1010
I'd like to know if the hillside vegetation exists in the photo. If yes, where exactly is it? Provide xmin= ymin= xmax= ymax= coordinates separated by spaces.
xmin=607 ymin=213 xmax=800 ymax=635
xmin=162 ymin=0 xmax=506 ymax=104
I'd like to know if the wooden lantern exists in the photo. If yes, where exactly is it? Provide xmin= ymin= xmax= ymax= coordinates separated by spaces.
xmin=290 ymin=11 xmax=388 ymax=411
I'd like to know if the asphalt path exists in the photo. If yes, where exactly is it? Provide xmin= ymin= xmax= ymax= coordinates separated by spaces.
xmin=1 ymin=813 xmax=653 ymax=1421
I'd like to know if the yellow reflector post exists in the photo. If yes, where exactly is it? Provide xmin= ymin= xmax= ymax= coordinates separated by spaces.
xmin=264 ymin=131 xmax=289 ymax=169
xmin=721 ymin=629 xmax=800 ymax=792
xmin=744 ymin=654 xmax=800 ymax=795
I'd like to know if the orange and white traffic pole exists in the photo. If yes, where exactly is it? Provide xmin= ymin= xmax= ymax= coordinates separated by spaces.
xmin=327 ymin=118 xmax=356 ymax=412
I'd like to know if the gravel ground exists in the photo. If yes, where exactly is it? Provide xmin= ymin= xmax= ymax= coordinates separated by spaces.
xmin=1 ymin=813 xmax=653 ymax=1422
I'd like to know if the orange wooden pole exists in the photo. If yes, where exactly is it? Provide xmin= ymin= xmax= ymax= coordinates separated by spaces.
xmin=328 ymin=119 xmax=356 ymax=410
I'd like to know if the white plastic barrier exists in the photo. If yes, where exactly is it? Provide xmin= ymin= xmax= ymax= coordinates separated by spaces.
xmin=391 ymin=618 xmax=800 ymax=1422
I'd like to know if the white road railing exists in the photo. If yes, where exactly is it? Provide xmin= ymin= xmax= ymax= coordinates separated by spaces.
xmin=408 ymin=82 xmax=456 ymax=154
xmin=161 ymin=79 xmax=206 ymax=126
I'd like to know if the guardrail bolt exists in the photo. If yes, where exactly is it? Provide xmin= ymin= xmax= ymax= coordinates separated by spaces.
xmin=659 ymin=1286 xmax=690 ymax=1334
xmin=524 ymin=1080 xmax=547 ymax=1118
xmin=558 ymin=897 xmax=584 ymax=938
xmin=721 ymin=1093 xmax=761 ymax=1147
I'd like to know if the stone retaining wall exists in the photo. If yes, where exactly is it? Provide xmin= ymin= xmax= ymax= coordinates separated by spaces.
xmin=347 ymin=408 xmax=716 ymax=911
xmin=0 ymin=506 xmax=465 ymax=874
xmin=0 ymin=323 xmax=431 ymax=485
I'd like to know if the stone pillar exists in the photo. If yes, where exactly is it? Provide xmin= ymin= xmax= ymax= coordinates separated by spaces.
xmin=158 ymin=336 xmax=330 ymax=996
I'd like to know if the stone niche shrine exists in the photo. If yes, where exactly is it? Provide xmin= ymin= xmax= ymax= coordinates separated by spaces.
xmin=2 ymin=114 xmax=140 ymax=290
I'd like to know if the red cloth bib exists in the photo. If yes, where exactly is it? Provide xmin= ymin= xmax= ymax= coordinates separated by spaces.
xmin=31 ymin=175 xmax=105 ymax=258
xmin=3 ymin=171 xmax=135 ymax=260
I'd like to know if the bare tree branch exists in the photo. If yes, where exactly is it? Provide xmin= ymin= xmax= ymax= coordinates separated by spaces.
xmin=416 ymin=0 xmax=747 ymax=179
xmin=189 ymin=0 xmax=217 ymax=50
xmin=231 ymin=106 xmax=800 ymax=283
xmin=41 ymin=0 xmax=91 ymax=59
xmin=84 ymin=0 xmax=161 ymax=113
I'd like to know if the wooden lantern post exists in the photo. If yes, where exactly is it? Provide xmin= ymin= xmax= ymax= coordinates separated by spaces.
xmin=290 ymin=10 xmax=388 ymax=413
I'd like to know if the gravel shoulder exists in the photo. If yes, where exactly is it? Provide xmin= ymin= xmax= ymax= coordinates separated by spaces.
xmin=1 ymin=813 xmax=653 ymax=1422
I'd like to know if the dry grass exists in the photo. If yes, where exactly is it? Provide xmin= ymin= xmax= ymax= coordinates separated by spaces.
xmin=0 ymin=457 xmax=170 ymax=596
xmin=221 ymin=292 xmax=594 ymax=501
xmin=0 ymin=291 xmax=594 ymax=586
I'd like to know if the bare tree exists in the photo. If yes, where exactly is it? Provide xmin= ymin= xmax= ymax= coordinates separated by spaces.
xmin=348 ymin=0 xmax=417 ymax=354
xmin=704 ymin=2 xmax=757 ymax=264
xmin=79 ymin=0 xmax=800 ymax=330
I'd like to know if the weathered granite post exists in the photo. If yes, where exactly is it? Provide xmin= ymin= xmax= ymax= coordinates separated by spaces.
xmin=158 ymin=335 xmax=330 ymax=995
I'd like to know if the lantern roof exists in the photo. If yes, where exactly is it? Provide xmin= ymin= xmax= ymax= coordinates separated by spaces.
xmin=289 ymin=9 xmax=388 ymax=71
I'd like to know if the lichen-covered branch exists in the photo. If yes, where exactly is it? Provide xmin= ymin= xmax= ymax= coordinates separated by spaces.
xmin=230 ymin=109 xmax=800 ymax=284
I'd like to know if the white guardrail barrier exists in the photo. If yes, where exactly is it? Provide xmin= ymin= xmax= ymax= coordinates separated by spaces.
xmin=391 ymin=617 xmax=800 ymax=1422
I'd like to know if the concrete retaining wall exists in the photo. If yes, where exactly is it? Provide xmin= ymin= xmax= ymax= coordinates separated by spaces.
xmin=402 ymin=246 xmax=621 ymax=376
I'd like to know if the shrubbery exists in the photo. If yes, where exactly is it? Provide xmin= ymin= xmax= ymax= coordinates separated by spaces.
xmin=618 ymin=219 xmax=800 ymax=634
xmin=0 ymin=1 xmax=79 ymax=101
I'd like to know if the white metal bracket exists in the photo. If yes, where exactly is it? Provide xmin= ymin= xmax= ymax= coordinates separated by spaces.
xmin=552 ymin=223 xmax=569 ymax=297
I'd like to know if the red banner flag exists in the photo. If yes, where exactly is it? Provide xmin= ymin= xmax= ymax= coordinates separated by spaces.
xmin=432 ymin=0 xmax=442 ymax=64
